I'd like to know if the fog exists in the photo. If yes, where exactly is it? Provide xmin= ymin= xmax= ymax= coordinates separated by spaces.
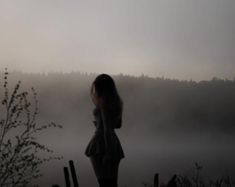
xmin=1 ymin=71 xmax=235 ymax=186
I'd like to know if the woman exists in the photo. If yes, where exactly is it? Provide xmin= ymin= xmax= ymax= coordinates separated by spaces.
xmin=85 ymin=74 xmax=125 ymax=187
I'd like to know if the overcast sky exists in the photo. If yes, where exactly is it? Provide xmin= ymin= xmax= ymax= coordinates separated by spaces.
xmin=0 ymin=0 xmax=234 ymax=81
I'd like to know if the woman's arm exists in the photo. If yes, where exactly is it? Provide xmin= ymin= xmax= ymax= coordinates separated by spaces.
xmin=100 ymin=108 xmax=112 ymax=157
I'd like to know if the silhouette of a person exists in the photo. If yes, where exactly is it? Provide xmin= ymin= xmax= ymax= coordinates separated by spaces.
xmin=85 ymin=74 xmax=125 ymax=187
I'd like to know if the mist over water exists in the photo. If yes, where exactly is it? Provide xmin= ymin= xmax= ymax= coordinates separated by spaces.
xmin=1 ymin=71 xmax=235 ymax=187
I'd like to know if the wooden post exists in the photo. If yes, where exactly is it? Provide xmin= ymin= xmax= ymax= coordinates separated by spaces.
xmin=154 ymin=173 xmax=159 ymax=187
xmin=64 ymin=167 xmax=71 ymax=187
xmin=166 ymin=174 xmax=177 ymax=187
xmin=69 ymin=160 xmax=79 ymax=187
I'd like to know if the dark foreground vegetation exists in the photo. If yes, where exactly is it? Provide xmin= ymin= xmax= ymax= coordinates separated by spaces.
xmin=143 ymin=163 xmax=235 ymax=187
xmin=0 ymin=69 xmax=63 ymax=186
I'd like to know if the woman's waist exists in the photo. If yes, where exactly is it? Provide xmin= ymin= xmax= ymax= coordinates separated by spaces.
xmin=94 ymin=128 xmax=115 ymax=134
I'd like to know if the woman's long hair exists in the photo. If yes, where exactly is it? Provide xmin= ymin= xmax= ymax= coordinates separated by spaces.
xmin=91 ymin=74 xmax=123 ymax=128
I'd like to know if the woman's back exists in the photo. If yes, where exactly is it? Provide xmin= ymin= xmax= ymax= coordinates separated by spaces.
xmin=93 ymin=106 xmax=122 ymax=130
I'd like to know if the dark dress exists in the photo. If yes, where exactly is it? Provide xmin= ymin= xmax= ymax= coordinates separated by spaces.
xmin=85 ymin=106 xmax=125 ymax=160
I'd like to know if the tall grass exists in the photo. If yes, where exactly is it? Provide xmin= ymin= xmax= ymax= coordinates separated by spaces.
xmin=142 ymin=163 xmax=234 ymax=187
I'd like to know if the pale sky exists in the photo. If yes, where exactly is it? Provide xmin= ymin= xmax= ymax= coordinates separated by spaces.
xmin=0 ymin=0 xmax=234 ymax=81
